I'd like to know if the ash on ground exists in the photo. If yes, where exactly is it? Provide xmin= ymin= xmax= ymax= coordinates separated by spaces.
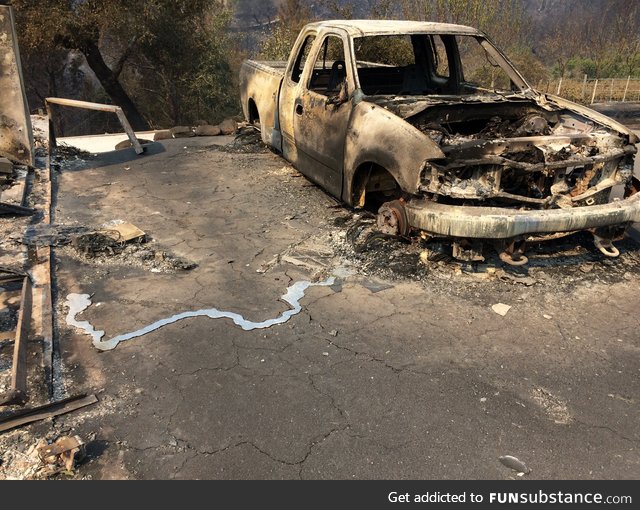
xmin=63 ymin=232 xmax=196 ymax=273
xmin=208 ymin=128 xmax=268 ymax=154
xmin=53 ymin=143 xmax=95 ymax=162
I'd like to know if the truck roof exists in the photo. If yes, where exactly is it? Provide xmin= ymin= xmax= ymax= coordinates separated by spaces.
xmin=305 ymin=19 xmax=482 ymax=37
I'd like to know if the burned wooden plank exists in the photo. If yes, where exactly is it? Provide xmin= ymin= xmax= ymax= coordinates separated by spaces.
xmin=11 ymin=277 xmax=31 ymax=396
xmin=0 ymin=394 xmax=98 ymax=433
xmin=0 ymin=267 xmax=26 ymax=285
xmin=39 ymin=128 xmax=55 ymax=398
xmin=0 ymin=277 xmax=32 ymax=406
xmin=38 ymin=251 xmax=54 ymax=398
xmin=0 ymin=274 xmax=24 ymax=285
xmin=0 ymin=266 xmax=27 ymax=276
xmin=0 ymin=201 xmax=35 ymax=216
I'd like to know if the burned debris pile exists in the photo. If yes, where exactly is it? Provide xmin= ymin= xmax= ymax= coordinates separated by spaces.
xmin=209 ymin=126 xmax=267 ymax=154
xmin=68 ymin=225 xmax=197 ymax=273
xmin=330 ymin=210 xmax=640 ymax=288
xmin=72 ymin=232 xmax=125 ymax=257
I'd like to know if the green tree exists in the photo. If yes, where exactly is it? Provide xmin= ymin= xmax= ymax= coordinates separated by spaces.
xmin=127 ymin=2 xmax=237 ymax=126
xmin=259 ymin=0 xmax=312 ymax=60
xmin=398 ymin=0 xmax=530 ymax=50
xmin=11 ymin=0 xmax=236 ymax=129
xmin=12 ymin=0 xmax=152 ymax=129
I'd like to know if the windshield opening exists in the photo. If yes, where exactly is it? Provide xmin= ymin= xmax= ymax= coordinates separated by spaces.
xmin=353 ymin=34 xmax=520 ymax=97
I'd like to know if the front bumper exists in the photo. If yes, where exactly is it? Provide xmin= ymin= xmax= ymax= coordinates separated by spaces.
xmin=405 ymin=192 xmax=640 ymax=239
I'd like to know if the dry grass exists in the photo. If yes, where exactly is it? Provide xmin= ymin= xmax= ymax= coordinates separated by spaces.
xmin=536 ymin=77 xmax=640 ymax=104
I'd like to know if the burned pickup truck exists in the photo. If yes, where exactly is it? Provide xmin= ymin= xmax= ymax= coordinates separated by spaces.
xmin=240 ymin=20 xmax=640 ymax=264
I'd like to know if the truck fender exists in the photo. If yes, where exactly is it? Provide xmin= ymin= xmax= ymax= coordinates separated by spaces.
xmin=343 ymin=100 xmax=444 ymax=205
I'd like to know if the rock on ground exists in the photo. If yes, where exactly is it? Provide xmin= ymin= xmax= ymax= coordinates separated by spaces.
xmin=169 ymin=126 xmax=195 ymax=138
xmin=153 ymin=130 xmax=173 ymax=141
xmin=195 ymin=125 xmax=221 ymax=137
xmin=218 ymin=119 xmax=238 ymax=135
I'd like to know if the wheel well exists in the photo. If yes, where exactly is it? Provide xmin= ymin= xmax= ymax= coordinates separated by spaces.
xmin=351 ymin=163 xmax=401 ymax=210
xmin=248 ymin=99 xmax=259 ymax=123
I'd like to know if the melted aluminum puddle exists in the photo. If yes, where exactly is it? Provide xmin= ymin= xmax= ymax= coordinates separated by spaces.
xmin=65 ymin=277 xmax=335 ymax=351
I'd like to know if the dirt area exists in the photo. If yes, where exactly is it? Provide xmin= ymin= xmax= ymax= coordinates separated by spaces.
xmin=1 ymin=130 xmax=639 ymax=480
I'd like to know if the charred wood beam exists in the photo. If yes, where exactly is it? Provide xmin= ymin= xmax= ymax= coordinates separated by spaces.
xmin=0 ymin=202 xmax=35 ymax=216
xmin=0 ymin=277 xmax=32 ymax=406
xmin=0 ymin=394 xmax=98 ymax=433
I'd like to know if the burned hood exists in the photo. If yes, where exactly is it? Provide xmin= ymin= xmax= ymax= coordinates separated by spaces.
xmin=369 ymin=92 xmax=538 ymax=120
xmin=539 ymin=93 xmax=638 ymax=143
xmin=396 ymin=95 xmax=636 ymax=156
xmin=370 ymin=92 xmax=636 ymax=143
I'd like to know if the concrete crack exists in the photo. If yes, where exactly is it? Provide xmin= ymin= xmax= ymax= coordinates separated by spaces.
xmin=574 ymin=419 xmax=640 ymax=446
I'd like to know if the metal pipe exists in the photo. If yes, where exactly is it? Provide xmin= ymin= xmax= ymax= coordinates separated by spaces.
xmin=45 ymin=97 xmax=144 ymax=155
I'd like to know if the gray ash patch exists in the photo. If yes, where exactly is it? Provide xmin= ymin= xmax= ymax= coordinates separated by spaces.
xmin=61 ymin=235 xmax=197 ymax=273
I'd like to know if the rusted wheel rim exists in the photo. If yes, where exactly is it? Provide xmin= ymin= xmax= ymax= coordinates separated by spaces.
xmin=499 ymin=251 xmax=529 ymax=266
xmin=377 ymin=200 xmax=409 ymax=237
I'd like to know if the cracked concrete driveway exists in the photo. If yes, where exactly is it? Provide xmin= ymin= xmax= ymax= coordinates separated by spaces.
xmin=29 ymin=133 xmax=640 ymax=479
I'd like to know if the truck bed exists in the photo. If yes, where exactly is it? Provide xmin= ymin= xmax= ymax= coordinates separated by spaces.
xmin=243 ymin=60 xmax=288 ymax=77
xmin=239 ymin=60 xmax=288 ymax=148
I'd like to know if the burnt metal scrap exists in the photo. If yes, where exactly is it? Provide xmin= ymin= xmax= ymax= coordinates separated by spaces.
xmin=240 ymin=20 xmax=640 ymax=264
xmin=45 ymin=97 xmax=145 ymax=156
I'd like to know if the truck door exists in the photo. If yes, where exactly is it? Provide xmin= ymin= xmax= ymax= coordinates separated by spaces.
xmin=280 ymin=33 xmax=316 ymax=161
xmin=291 ymin=34 xmax=352 ymax=198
